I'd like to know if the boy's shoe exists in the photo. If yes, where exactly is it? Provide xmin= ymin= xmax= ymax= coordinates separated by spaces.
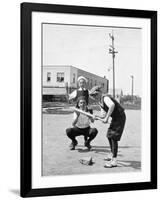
xmin=69 ymin=144 xmax=75 ymax=150
xmin=84 ymin=141 xmax=92 ymax=150
xmin=104 ymin=153 xmax=113 ymax=161
xmin=69 ymin=141 xmax=78 ymax=150
xmin=104 ymin=162 xmax=113 ymax=168
xmin=104 ymin=158 xmax=117 ymax=168
xmin=111 ymin=158 xmax=117 ymax=167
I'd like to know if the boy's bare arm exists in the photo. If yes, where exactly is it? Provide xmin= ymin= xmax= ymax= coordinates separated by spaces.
xmin=72 ymin=112 xmax=79 ymax=126
xmin=103 ymin=104 xmax=115 ymax=123
xmin=95 ymin=108 xmax=107 ymax=119
xmin=69 ymin=90 xmax=77 ymax=100
xmin=95 ymin=98 xmax=115 ymax=123
xmin=88 ymin=109 xmax=94 ymax=123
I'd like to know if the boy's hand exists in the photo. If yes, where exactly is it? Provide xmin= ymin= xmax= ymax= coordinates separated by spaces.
xmin=93 ymin=115 xmax=101 ymax=120
xmin=101 ymin=117 xmax=110 ymax=124
xmin=102 ymin=118 xmax=108 ymax=123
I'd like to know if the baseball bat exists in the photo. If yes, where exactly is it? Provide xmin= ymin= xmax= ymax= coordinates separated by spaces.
xmin=73 ymin=108 xmax=110 ymax=123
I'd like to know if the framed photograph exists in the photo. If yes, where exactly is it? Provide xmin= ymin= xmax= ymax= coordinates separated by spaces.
xmin=21 ymin=2 xmax=157 ymax=197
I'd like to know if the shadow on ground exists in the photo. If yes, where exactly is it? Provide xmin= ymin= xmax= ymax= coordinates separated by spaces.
xmin=77 ymin=147 xmax=123 ymax=157
xmin=77 ymin=145 xmax=139 ymax=154
xmin=76 ymin=145 xmax=141 ymax=170
xmin=45 ymin=108 xmax=73 ymax=115
xmin=118 ymin=160 xmax=141 ymax=170
xmin=77 ymin=145 xmax=110 ymax=154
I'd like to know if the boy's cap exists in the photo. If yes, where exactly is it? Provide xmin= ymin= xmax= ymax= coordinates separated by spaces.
xmin=90 ymin=85 xmax=102 ymax=95
xmin=77 ymin=76 xmax=88 ymax=83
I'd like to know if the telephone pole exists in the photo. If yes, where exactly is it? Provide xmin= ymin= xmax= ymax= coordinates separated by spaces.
xmin=109 ymin=31 xmax=118 ymax=98
xmin=130 ymin=75 xmax=134 ymax=103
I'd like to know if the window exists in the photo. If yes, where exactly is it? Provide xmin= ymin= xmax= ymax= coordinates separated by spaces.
xmin=57 ymin=72 xmax=64 ymax=82
xmin=73 ymin=73 xmax=75 ymax=83
xmin=47 ymin=72 xmax=51 ymax=82
xmin=102 ymin=83 xmax=105 ymax=88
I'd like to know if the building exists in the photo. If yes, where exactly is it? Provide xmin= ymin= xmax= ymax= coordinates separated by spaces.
xmin=43 ymin=65 xmax=109 ymax=100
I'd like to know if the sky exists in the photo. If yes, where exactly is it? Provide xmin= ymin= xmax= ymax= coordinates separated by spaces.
xmin=43 ymin=23 xmax=142 ymax=96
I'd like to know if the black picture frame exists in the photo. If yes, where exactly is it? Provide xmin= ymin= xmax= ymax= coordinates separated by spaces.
xmin=20 ymin=2 xmax=157 ymax=197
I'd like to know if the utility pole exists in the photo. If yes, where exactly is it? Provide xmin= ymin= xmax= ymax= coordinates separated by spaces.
xmin=130 ymin=75 xmax=134 ymax=103
xmin=109 ymin=31 xmax=118 ymax=98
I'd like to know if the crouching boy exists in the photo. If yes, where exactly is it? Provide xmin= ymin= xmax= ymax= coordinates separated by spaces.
xmin=66 ymin=96 xmax=98 ymax=150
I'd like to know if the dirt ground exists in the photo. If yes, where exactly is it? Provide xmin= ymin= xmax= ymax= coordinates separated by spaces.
xmin=42 ymin=109 xmax=141 ymax=176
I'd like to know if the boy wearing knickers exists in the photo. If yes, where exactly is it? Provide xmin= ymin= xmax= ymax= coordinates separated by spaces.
xmin=66 ymin=96 xmax=98 ymax=150
xmin=91 ymin=86 xmax=126 ymax=168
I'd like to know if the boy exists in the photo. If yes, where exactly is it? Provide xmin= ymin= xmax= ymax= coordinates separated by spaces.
xmin=68 ymin=76 xmax=89 ymax=104
xmin=66 ymin=96 xmax=98 ymax=150
xmin=90 ymin=86 xmax=126 ymax=168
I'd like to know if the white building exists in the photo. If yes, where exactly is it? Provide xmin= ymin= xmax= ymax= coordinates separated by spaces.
xmin=43 ymin=65 xmax=109 ymax=96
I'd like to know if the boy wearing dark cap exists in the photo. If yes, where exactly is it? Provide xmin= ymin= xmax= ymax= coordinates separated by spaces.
xmin=91 ymin=86 xmax=126 ymax=168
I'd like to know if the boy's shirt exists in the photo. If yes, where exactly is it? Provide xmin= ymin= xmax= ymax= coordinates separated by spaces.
xmin=73 ymin=109 xmax=93 ymax=129
xmin=100 ymin=95 xmax=124 ymax=119
xmin=69 ymin=88 xmax=87 ymax=100
xmin=99 ymin=96 xmax=114 ymax=118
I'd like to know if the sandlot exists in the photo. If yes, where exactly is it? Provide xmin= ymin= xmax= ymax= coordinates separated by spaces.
xmin=42 ymin=109 xmax=141 ymax=176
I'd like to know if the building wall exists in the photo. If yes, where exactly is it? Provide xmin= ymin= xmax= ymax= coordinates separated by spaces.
xmin=77 ymin=68 xmax=108 ymax=93
xmin=70 ymin=67 xmax=78 ymax=89
xmin=43 ymin=66 xmax=71 ymax=88
xmin=43 ymin=65 xmax=108 ymax=95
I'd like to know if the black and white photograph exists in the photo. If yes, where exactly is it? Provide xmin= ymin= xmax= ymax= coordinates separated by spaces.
xmin=0 ymin=0 xmax=160 ymax=199
xmin=20 ymin=2 xmax=157 ymax=197
xmin=42 ymin=24 xmax=142 ymax=176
